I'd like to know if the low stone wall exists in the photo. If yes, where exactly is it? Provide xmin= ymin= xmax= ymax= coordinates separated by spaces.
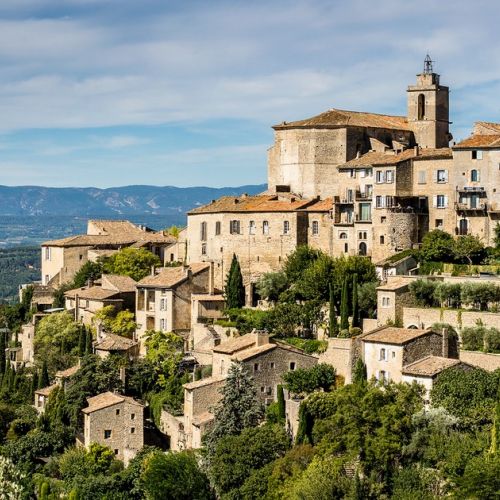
xmin=402 ymin=307 xmax=500 ymax=331
xmin=460 ymin=350 xmax=500 ymax=372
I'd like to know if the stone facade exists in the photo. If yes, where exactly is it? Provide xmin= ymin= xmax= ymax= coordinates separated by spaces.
xmin=82 ymin=392 xmax=144 ymax=466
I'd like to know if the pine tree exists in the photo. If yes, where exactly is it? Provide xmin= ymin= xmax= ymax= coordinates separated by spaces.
xmin=85 ymin=328 xmax=93 ymax=355
xmin=205 ymin=361 xmax=263 ymax=455
xmin=329 ymin=283 xmax=339 ymax=337
xmin=39 ymin=361 xmax=49 ymax=389
xmin=351 ymin=273 xmax=360 ymax=328
xmin=78 ymin=325 xmax=86 ymax=357
xmin=225 ymin=254 xmax=245 ymax=309
xmin=0 ymin=329 xmax=6 ymax=377
xmin=353 ymin=358 xmax=367 ymax=385
xmin=277 ymin=384 xmax=286 ymax=423
xmin=340 ymin=275 xmax=350 ymax=331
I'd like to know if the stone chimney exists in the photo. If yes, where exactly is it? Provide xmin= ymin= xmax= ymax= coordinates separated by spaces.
xmin=252 ymin=329 xmax=269 ymax=347
xmin=414 ymin=145 xmax=420 ymax=156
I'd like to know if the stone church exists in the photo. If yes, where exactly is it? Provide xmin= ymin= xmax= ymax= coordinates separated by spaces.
xmin=186 ymin=56 xmax=500 ymax=302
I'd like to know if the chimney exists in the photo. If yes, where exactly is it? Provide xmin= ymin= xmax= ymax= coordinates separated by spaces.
xmin=151 ymin=265 xmax=155 ymax=276
xmin=414 ymin=145 xmax=420 ymax=156
xmin=252 ymin=329 xmax=269 ymax=347
xmin=441 ymin=327 xmax=449 ymax=358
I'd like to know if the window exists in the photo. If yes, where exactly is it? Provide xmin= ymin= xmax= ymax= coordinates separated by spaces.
xmin=263 ymin=220 xmax=269 ymax=234
xmin=386 ymin=170 xmax=394 ymax=183
xmin=386 ymin=196 xmax=394 ymax=208
xmin=471 ymin=169 xmax=479 ymax=182
xmin=130 ymin=427 xmax=135 ymax=434
xmin=376 ymin=171 xmax=385 ymax=183
xmin=359 ymin=169 xmax=366 ymax=178
xmin=375 ymin=196 xmax=384 ymax=208
xmin=382 ymin=296 xmax=390 ymax=307
xmin=418 ymin=171 xmax=426 ymax=184
xmin=289 ymin=362 xmax=296 ymax=371
xmin=230 ymin=220 xmax=241 ymax=234
xmin=339 ymin=232 xmax=348 ymax=239
xmin=254 ymin=363 xmax=260 ymax=372
xmin=358 ymin=231 xmax=367 ymax=240
xmin=131 ymin=413 xmax=135 ymax=420
xmin=436 ymin=195 xmax=446 ymax=208
xmin=116 ymin=409 xmax=120 ymax=416
xmin=366 ymin=168 xmax=373 ymax=177
xmin=381 ymin=216 xmax=386 ymax=223
xmin=283 ymin=221 xmax=290 ymax=235
xmin=201 ymin=243 xmax=207 ymax=256
xmin=160 ymin=298 xmax=166 ymax=311
xmin=44 ymin=247 xmax=51 ymax=260
xmin=249 ymin=220 xmax=256 ymax=235
xmin=312 ymin=221 xmax=319 ymax=235
xmin=437 ymin=170 xmax=447 ymax=183
xmin=472 ymin=150 xmax=483 ymax=160
xmin=79 ymin=254 xmax=83 ymax=260
xmin=379 ymin=348 xmax=386 ymax=361
xmin=215 ymin=221 xmax=221 ymax=236
xmin=359 ymin=203 xmax=371 ymax=221
xmin=435 ymin=219 xmax=443 ymax=229
xmin=392 ymin=351 xmax=396 ymax=359
xmin=344 ymin=243 xmax=348 ymax=253
xmin=114 ymin=449 xmax=119 ymax=455
xmin=200 ymin=221 xmax=207 ymax=241
xmin=270 ymin=362 xmax=275 ymax=369
xmin=348 ymin=169 xmax=356 ymax=178
xmin=417 ymin=93 xmax=425 ymax=120
xmin=160 ymin=319 xmax=166 ymax=331
xmin=378 ymin=370 xmax=387 ymax=383
xmin=380 ymin=235 xmax=385 ymax=244
xmin=104 ymin=430 xmax=112 ymax=439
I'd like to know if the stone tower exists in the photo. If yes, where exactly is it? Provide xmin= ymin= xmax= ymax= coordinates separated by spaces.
xmin=407 ymin=55 xmax=451 ymax=148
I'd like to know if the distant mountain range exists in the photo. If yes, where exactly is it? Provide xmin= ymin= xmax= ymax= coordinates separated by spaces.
xmin=0 ymin=184 xmax=267 ymax=216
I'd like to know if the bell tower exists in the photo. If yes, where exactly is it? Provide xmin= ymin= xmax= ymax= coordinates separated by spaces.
xmin=407 ymin=55 xmax=451 ymax=148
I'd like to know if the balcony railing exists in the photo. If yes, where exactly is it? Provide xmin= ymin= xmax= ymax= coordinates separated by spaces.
xmin=355 ymin=190 xmax=373 ymax=201
xmin=455 ymin=202 xmax=487 ymax=212
xmin=457 ymin=186 xmax=485 ymax=193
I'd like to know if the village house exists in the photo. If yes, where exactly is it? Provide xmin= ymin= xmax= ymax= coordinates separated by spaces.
xmin=161 ymin=330 xmax=317 ymax=450
xmin=34 ymin=384 xmax=57 ymax=413
xmin=64 ymin=274 xmax=137 ymax=326
xmin=94 ymin=332 xmax=139 ymax=360
xmin=81 ymin=391 xmax=144 ymax=465
xmin=135 ymin=263 xmax=212 ymax=354
xmin=41 ymin=220 xmax=178 ymax=286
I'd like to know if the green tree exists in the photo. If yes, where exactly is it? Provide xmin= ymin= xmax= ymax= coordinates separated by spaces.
xmin=329 ymin=283 xmax=339 ymax=337
xmin=419 ymin=230 xmax=454 ymax=262
xmin=204 ymin=361 xmax=264 ymax=455
xmin=39 ymin=360 xmax=50 ymax=389
xmin=144 ymin=330 xmax=183 ymax=388
xmin=102 ymin=247 xmax=161 ymax=281
xmin=283 ymin=245 xmax=320 ymax=283
xmin=0 ymin=327 xmax=6 ymax=376
xmin=256 ymin=271 xmax=288 ymax=302
xmin=140 ymin=450 xmax=212 ymax=500
xmin=78 ymin=326 xmax=86 ymax=357
xmin=340 ymin=275 xmax=349 ymax=330
xmin=358 ymin=281 xmax=378 ymax=319
xmin=453 ymin=234 xmax=485 ymax=269
xmin=72 ymin=261 xmax=103 ymax=288
xmin=283 ymin=364 xmax=336 ymax=395
xmin=494 ymin=222 xmax=500 ymax=249
xmin=110 ymin=310 xmax=137 ymax=338
xmin=296 ymin=254 xmax=335 ymax=302
xmin=0 ymin=456 xmax=27 ymax=498
xmin=351 ymin=273 xmax=360 ymax=328
xmin=352 ymin=358 xmax=367 ymax=385
xmin=225 ymin=254 xmax=245 ymax=309
xmin=277 ymin=385 xmax=286 ymax=423
xmin=85 ymin=328 xmax=93 ymax=355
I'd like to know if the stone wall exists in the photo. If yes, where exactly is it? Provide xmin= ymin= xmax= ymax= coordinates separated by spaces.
xmin=319 ymin=338 xmax=355 ymax=383
xmin=403 ymin=332 xmax=444 ymax=365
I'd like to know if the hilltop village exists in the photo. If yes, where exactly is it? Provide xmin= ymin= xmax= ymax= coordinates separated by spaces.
xmin=0 ymin=59 xmax=499 ymax=498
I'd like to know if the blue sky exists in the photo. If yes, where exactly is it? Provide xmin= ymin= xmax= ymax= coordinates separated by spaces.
xmin=1 ymin=0 xmax=500 ymax=188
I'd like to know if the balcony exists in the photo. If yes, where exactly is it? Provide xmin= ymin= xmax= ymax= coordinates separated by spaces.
xmin=333 ymin=215 xmax=354 ymax=226
xmin=333 ymin=195 xmax=354 ymax=205
xmin=457 ymin=186 xmax=485 ymax=193
xmin=355 ymin=190 xmax=373 ymax=201
xmin=455 ymin=202 xmax=487 ymax=212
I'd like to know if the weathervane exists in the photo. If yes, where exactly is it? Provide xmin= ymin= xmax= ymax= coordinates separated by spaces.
xmin=423 ymin=54 xmax=434 ymax=74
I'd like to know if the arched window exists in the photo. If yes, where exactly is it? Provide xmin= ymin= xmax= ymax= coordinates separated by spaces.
xmin=358 ymin=242 xmax=367 ymax=256
xmin=339 ymin=232 xmax=348 ymax=239
xmin=471 ymin=169 xmax=479 ymax=182
xmin=417 ymin=94 xmax=425 ymax=120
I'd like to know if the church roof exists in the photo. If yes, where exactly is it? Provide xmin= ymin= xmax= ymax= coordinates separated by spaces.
xmin=340 ymin=148 xmax=452 ymax=168
xmin=273 ymin=108 xmax=411 ymax=131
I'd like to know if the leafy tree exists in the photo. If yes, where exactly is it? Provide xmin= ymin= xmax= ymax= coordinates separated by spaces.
xmin=256 ymin=271 xmax=287 ymax=302
xmin=283 ymin=364 xmax=336 ymax=395
xmin=456 ymin=454 xmax=500 ymax=499
xmin=331 ymin=255 xmax=377 ymax=289
xmin=296 ymin=254 xmax=335 ymax=302
xmin=434 ymin=282 xmax=462 ymax=308
xmin=85 ymin=328 xmax=93 ymax=355
xmin=102 ymin=247 xmax=161 ymax=281
xmin=419 ymin=230 xmax=454 ymax=262
xmin=110 ymin=310 xmax=137 ymax=338
xmin=409 ymin=279 xmax=438 ymax=307
xmin=461 ymin=326 xmax=485 ymax=351
xmin=140 ymin=450 xmax=212 ymax=500
xmin=225 ymin=254 xmax=245 ymax=309
xmin=144 ymin=330 xmax=183 ymax=388
xmin=283 ymin=245 xmax=320 ymax=283
xmin=352 ymin=358 xmax=367 ymax=385
xmin=358 ymin=281 xmax=378 ymax=319
xmin=453 ymin=234 xmax=485 ymax=268
xmin=340 ymin=275 xmax=349 ymax=330
xmin=351 ymin=273 xmax=360 ymax=328
xmin=204 ymin=361 xmax=264 ymax=455
xmin=72 ymin=261 xmax=103 ymax=289
xmin=78 ymin=325 xmax=87 ymax=357
xmin=0 ymin=455 xmax=28 ymax=498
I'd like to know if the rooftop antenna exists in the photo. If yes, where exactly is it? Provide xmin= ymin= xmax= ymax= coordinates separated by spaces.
xmin=423 ymin=54 xmax=434 ymax=74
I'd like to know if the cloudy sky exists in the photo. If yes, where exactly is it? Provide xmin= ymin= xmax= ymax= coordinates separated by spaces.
xmin=1 ymin=0 xmax=500 ymax=188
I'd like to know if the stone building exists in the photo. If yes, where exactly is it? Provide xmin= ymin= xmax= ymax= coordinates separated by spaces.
xmin=41 ymin=220 xmax=178 ymax=286
xmin=135 ymin=263 xmax=211 ymax=354
xmin=82 ymin=391 xmax=144 ymax=465
xmin=64 ymin=274 xmax=137 ymax=326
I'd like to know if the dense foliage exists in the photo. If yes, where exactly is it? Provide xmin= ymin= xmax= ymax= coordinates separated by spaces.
xmin=101 ymin=247 xmax=161 ymax=281
xmin=0 ymin=247 xmax=40 ymax=303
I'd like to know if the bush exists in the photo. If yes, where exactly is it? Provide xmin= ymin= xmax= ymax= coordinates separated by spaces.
xmin=409 ymin=280 xmax=438 ymax=307
xmin=461 ymin=326 xmax=485 ymax=351
xmin=283 ymin=364 xmax=336 ymax=395
xmin=434 ymin=282 xmax=462 ymax=308
xmin=484 ymin=327 xmax=500 ymax=353
xmin=419 ymin=230 xmax=454 ymax=263
xmin=284 ymin=338 xmax=328 ymax=354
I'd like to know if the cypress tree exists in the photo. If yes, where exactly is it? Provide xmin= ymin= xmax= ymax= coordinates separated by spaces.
xmin=353 ymin=358 xmax=367 ymax=385
xmin=39 ymin=360 xmax=49 ymax=389
xmin=0 ymin=329 xmax=6 ymax=376
xmin=2 ymin=361 xmax=11 ymax=390
xmin=277 ymin=384 xmax=286 ymax=423
xmin=340 ymin=275 xmax=350 ymax=331
xmin=86 ymin=328 xmax=93 ymax=355
xmin=351 ymin=273 xmax=360 ymax=328
xmin=329 ymin=283 xmax=339 ymax=337
xmin=225 ymin=254 xmax=245 ymax=309
xmin=30 ymin=371 xmax=38 ymax=398
xmin=78 ymin=325 xmax=86 ymax=357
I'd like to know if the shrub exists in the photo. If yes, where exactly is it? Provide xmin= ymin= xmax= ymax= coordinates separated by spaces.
xmin=283 ymin=364 xmax=336 ymax=395
xmin=484 ymin=327 xmax=500 ymax=353
xmin=461 ymin=326 xmax=485 ymax=351
xmin=434 ymin=282 xmax=462 ymax=308
xmin=409 ymin=279 xmax=438 ymax=307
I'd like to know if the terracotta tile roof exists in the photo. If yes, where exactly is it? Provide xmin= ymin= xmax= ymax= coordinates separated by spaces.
xmin=474 ymin=122 xmax=500 ymax=134
xmin=376 ymin=277 xmax=412 ymax=291
xmin=340 ymin=148 xmax=452 ymax=168
xmin=35 ymin=384 xmax=57 ymax=397
xmin=402 ymin=356 xmax=462 ymax=377
xmin=212 ymin=335 xmax=257 ymax=354
xmin=64 ymin=286 xmax=122 ymax=301
xmin=361 ymin=326 xmax=436 ymax=345
xmin=233 ymin=344 xmax=276 ymax=361
xmin=137 ymin=263 xmax=209 ymax=288
xmin=298 ymin=198 xmax=333 ymax=212
xmin=82 ymin=391 xmax=142 ymax=414
xmin=188 ymin=193 xmax=329 ymax=215
xmin=183 ymin=375 xmax=226 ymax=390
xmin=101 ymin=274 xmax=137 ymax=293
xmin=94 ymin=333 xmax=137 ymax=352
xmin=55 ymin=365 xmax=79 ymax=379
xmin=273 ymin=108 xmax=411 ymax=131
xmin=453 ymin=134 xmax=500 ymax=149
